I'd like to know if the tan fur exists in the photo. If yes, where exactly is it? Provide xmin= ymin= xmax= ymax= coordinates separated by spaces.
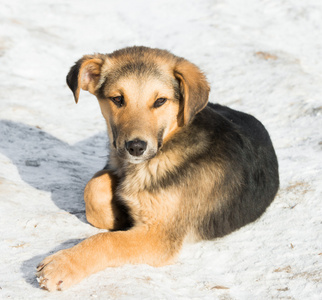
xmin=37 ymin=47 xmax=211 ymax=291
xmin=74 ymin=57 xmax=104 ymax=103
xmin=83 ymin=170 xmax=115 ymax=229
xmin=174 ymin=59 xmax=210 ymax=125
xmin=37 ymin=225 xmax=178 ymax=291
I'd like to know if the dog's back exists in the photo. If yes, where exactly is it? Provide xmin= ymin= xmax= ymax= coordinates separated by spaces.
xmin=190 ymin=103 xmax=279 ymax=239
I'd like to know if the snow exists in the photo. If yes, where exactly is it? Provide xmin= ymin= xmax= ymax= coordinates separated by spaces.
xmin=0 ymin=0 xmax=322 ymax=298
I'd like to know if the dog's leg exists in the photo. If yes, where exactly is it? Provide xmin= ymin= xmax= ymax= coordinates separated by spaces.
xmin=36 ymin=225 xmax=181 ymax=291
xmin=84 ymin=170 xmax=117 ymax=230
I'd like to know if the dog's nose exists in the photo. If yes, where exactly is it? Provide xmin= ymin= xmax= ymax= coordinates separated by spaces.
xmin=125 ymin=139 xmax=147 ymax=157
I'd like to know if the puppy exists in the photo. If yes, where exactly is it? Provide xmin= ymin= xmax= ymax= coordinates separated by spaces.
xmin=36 ymin=46 xmax=279 ymax=291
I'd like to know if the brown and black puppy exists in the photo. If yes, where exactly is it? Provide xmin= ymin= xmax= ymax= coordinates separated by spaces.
xmin=36 ymin=46 xmax=279 ymax=291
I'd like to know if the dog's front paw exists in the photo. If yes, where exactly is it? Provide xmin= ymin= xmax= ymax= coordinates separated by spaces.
xmin=36 ymin=249 xmax=83 ymax=291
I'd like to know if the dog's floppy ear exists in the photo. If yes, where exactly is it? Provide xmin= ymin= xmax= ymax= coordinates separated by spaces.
xmin=174 ymin=59 xmax=210 ymax=125
xmin=66 ymin=55 xmax=104 ymax=103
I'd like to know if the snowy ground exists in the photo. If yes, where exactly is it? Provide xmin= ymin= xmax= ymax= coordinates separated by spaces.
xmin=1 ymin=0 xmax=322 ymax=299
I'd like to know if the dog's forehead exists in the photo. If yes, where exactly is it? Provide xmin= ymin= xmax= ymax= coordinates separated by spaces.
xmin=109 ymin=57 xmax=173 ymax=80
xmin=118 ymin=75 xmax=175 ymax=99
xmin=99 ymin=59 xmax=177 ymax=98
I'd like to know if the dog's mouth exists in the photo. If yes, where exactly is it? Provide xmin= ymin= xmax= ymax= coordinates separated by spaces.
xmin=113 ymin=139 xmax=160 ymax=164
xmin=115 ymin=146 xmax=158 ymax=164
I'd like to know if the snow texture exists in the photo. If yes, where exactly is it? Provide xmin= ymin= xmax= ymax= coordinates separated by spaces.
xmin=1 ymin=0 xmax=322 ymax=299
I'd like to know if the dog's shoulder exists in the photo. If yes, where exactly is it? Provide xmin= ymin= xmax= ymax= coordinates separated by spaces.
xmin=204 ymin=103 xmax=271 ymax=145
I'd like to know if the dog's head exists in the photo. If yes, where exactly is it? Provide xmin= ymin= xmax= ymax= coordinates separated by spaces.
xmin=67 ymin=46 xmax=209 ymax=164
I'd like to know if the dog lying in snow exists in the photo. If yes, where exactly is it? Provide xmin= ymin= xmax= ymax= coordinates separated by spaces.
xmin=36 ymin=46 xmax=279 ymax=291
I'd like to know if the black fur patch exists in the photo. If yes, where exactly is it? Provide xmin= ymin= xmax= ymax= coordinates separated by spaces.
xmin=66 ymin=59 xmax=82 ymax=99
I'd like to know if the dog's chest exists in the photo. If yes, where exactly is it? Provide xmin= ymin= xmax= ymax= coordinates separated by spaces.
xmin=118 ymin=164 xmax=181 ymax=224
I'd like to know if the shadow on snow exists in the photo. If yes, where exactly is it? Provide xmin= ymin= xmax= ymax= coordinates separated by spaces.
xmin=0 ymin=119 xmax=108 ymax=288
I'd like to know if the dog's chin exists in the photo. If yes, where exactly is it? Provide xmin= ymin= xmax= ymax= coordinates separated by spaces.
xmin=118 ymin=150 xmax=157 ymax=165
xmin=126 ymin=157 xmax=147 ymax=164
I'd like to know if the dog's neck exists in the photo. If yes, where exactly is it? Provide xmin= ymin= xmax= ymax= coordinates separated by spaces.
xmin=106 ymin=121 xmax=208 ymax=194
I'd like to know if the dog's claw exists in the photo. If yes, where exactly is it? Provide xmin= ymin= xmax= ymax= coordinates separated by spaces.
xmin=57 ymin=280 xmax=63 ymax=291
xmin=36 ymin=275 xmax=49 ymax=290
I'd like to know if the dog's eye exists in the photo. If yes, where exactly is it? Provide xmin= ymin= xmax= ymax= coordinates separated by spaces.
xmin=110 ymin=96 xmax=124 ymax=107
xmin=154 ymin=98 xmax=167 ymax=108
